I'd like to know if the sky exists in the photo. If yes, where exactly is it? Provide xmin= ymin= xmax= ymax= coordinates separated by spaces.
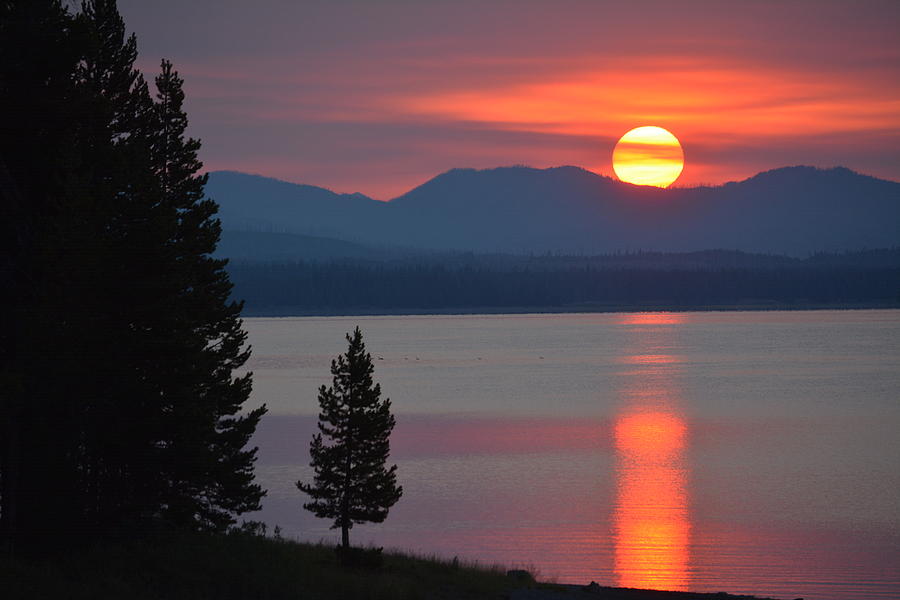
xmin=119 ymin=0 xmax=900 ymax=200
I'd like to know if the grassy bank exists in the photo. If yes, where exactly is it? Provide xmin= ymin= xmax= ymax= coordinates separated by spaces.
xmin=1 ymin=532 xmax=789 ymax=599
xmin=0 ymin=532 xmax=540 ymax=600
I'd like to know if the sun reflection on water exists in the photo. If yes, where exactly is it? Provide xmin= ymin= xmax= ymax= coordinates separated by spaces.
xmin=614 ymin=409 xmax=690 ymax=590
xmin=613 ymin=311 xmax=690 ymax=591
xmin=618 ymin=312 xmax=687 ymax=326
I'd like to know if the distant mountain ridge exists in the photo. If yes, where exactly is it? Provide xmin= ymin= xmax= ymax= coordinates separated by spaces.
xmin=206 ymin=166 xmax=900 ymax=257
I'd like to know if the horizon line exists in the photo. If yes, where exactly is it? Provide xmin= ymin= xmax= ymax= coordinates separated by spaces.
xmin=205 ymin=163 xmax=893 ymax=202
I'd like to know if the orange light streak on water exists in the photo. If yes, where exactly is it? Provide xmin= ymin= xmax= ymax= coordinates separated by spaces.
xmin=614 ymin=409 xmax=690 ymax=591
xmin=618 ymin=312 xmax=687 ymax=326
xmin=620 ymin=354 xmax=682 ymax=365
xmin=614 ymin=311 xmax=690 ymax=591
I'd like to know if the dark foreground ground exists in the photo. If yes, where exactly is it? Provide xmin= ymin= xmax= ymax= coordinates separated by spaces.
xmin=510 ymin=584 xmax=791 ymax=600
xmin=0 ymin=532 xmax=790 ymax=600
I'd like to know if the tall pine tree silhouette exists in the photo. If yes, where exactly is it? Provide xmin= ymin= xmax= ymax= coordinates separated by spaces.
xmin=0 ymin=0 xmax=86 ymax=550
xmin=149 ymin=58 xmax=266 ymax=530
xmin=0 ymin=0 xmax=265 ymax=551
xmin=298 ymin=327 xmax=402 ymax=549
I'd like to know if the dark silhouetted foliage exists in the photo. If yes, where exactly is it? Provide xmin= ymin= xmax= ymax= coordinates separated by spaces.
xmin=0 ymin=0 xmax=264 ymax=553
xmin=143 ymin=58 xmax=266 ymax=532
xmin=297 ymin=328 xmax=402 ymax=550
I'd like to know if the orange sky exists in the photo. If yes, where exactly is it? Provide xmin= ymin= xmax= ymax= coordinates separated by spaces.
xmin=121 ymin=0 xmax=900 ymax=199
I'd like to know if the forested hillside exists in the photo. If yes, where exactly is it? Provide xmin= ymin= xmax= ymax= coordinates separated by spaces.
xmin=228 ymin=249 xmax=900 ymax=314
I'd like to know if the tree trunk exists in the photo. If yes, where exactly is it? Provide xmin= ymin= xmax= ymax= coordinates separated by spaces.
xmin=342 ymin=418 xmax=352 ymax=549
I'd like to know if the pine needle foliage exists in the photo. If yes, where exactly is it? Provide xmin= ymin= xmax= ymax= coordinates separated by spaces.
xmin=0 ymin=0 xmax=265 ymax=551
xmin=298 ymin=327 xmax=402 ymax=549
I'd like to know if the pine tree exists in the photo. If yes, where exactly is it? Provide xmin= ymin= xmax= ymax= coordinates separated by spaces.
xmin=298 ymin=327 xmax=402 ymax=549
xmin=68 ymin=0 xmax=162 ymax=533
xmin=0 ymin=0 xmax=112 ymax=547
xmin=1 ymin=0 xmax=266 ymax=550
xmin=148 ymin=58 xmax=266 ymax=531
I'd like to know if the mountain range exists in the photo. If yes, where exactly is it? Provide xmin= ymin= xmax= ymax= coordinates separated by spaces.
xmin=206 ymin=166 xmax=900 ymax=259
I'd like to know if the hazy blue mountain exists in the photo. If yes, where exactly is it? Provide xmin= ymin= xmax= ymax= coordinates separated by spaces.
xmin=206 ymin=171 xmax=386 ymax=241
xmin=215 ymin=231 xmax=375 ymax=262
xmin=207 ymin=166 xmax=900 ymax=257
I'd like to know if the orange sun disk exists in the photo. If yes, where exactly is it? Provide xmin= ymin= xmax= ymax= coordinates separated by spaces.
xmin=612 ymin=126 xmax=684 ymax=188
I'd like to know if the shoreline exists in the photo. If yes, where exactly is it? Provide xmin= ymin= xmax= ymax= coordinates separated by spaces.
xmin=513 ymin=582 xmax=789 ymax=600
xmin=241 ymin=301 xmax=900 ymax=318
xmin=1 ymin=533 xmax=794 ymax=600
xmin=512 ymin=583 xmax=789 ymax=600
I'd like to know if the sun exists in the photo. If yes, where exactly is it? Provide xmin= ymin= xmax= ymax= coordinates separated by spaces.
xmin=612 ymin=126 xmax=684 ymax=188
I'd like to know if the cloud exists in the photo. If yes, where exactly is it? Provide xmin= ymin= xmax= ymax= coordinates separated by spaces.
xmin=120 ymin=0 xmax=900 ymax=197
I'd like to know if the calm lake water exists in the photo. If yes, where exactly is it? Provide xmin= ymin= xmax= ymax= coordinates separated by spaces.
xmin=244 ymin=310 xmax=900 ymax=600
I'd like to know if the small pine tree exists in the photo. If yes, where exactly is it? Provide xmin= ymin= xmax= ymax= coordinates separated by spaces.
xmin=298 ymin=327 xmax=402 ymax=549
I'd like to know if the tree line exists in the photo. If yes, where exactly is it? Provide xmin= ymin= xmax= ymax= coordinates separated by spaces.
xmin=1 ymin=0 xmax=264 ymax=553
xmin=227 ymin=259 xmax=900 ymax=313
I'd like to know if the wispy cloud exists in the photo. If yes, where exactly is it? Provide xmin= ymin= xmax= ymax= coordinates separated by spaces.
xmin=123 ymin=0 xmax=900 ymax=198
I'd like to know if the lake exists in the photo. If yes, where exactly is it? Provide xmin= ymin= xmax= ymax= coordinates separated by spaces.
xmin=244 ymin=310 xmax=900 ymax=600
